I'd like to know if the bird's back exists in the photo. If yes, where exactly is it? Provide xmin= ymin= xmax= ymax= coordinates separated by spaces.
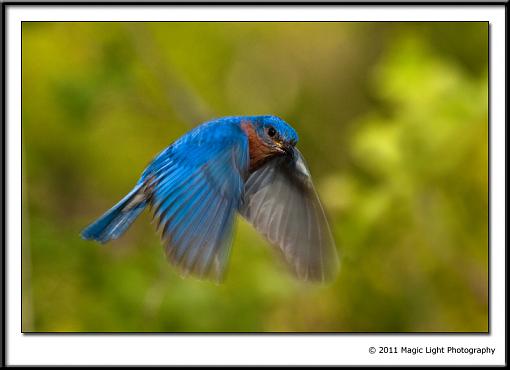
xmin=141 ymin=117 xmax=249 ymax=182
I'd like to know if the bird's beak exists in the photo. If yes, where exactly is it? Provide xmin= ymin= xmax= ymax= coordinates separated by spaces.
xmin=275 ymin=141 xmax=292 ymax=154
xmin=275 ymin=141 xmax=295 ymax=157
xmin=274 ymin=141 xmax=287 ymax=154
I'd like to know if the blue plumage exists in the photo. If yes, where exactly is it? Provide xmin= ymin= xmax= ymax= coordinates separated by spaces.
xmin=81 ymin=184 xmax=148 ymax=243
xmin=82 ymin=115 xmax=338 ymax=282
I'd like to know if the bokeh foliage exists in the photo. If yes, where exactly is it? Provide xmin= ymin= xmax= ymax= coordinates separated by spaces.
xmin=22 ymin=22 xmax=488 ymax=332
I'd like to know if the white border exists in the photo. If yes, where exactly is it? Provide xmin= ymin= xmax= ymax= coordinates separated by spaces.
xmin=6 ymin=5 xmax=506 ymax=366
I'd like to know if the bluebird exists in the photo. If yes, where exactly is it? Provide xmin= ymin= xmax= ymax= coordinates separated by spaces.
xmin=82 ymin=115 xmax=339 ymax=282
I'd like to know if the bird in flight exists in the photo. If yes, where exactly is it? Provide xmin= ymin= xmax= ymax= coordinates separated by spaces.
xmin=82 ymin=115 xmax=339 ymax=282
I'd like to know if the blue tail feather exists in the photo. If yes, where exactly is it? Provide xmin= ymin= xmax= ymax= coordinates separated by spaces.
xmin=81 ymin=185 xmax=148 ymax=243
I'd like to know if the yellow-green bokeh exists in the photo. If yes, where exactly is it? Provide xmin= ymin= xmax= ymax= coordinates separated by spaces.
xmin=22 ymin=22 xmax=488 ymax=332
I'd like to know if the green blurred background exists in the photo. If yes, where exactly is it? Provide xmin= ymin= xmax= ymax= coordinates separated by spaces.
xmin=22 ymin=22 xmax=488 ymax=332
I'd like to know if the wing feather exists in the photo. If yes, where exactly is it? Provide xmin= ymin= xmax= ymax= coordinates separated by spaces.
xmin=240 ymin=148 xmax=339 ymax=282
xmin=145 ymin=132 xmax=248 ymax=281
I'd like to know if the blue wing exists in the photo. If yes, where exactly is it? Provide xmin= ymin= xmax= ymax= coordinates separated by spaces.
xmin=240 ymin=147 xmax=339 ymax=282
xmin=144 ymin=125 xmax=249 ymax=281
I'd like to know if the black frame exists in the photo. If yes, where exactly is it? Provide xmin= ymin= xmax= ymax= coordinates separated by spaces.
xmin=1 ymin=1 xmax=506 ymax=367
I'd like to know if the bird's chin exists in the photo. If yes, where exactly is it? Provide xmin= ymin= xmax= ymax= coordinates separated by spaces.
xmin=281 ymin=145 xmax=296 ymax=157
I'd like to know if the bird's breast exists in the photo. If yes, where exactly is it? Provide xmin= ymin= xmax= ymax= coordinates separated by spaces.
xmin=241 ymin=121 xmax=278 ymax=173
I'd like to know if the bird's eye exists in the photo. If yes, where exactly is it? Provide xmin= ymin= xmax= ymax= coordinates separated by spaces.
xmin=267 ymin=127 xmax=277 ymax=138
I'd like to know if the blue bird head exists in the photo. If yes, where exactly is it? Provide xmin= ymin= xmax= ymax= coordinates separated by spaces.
xmin=250 ymin=115 xmax=299 ymax=153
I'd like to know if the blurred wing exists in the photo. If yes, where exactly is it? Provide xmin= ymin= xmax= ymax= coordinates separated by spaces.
xmin=240 ymin=148 xmax=339 ymax=282
xmin=146 ymin=138 xmax=249 ymax=281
